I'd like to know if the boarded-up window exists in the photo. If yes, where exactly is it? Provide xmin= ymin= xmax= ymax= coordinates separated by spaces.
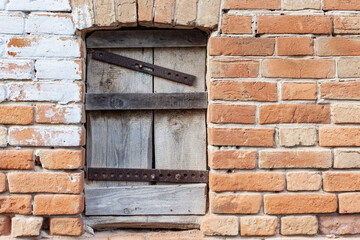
xmin=85 ymin=29 xmax=208 ymax=218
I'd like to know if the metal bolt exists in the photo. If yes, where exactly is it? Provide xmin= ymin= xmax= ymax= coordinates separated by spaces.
xmin=175 ymin=174 xmax=181 ymax=180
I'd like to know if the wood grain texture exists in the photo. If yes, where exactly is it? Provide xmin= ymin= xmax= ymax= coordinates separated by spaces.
xmin=86 ymin=30 xmax=207 ymax=48
xmin=85 ymin=215 xmax=202 ymax=229
xmin=154 ymin=48 xmax=207 ymax=170
xmin=85 ymin=184 xmax=207 ymax=215
xmin=86 ymin=92 xmax=208 ymax=110
xmin=87 ymin=49 xmax=153 ymax=187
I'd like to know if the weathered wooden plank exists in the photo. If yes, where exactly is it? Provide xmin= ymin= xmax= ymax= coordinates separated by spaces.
xmin=86 ymin=30 xmax=207 ymax=48
xmin=86 ymin=48 xmax=153 ymax=187
xmin=92 ymin=50 xmax=196 ymax=86
xmin=86 ymin=92 xmax=208 ymax=110
xmin=85 ymin=215 xmax=202 ymax=230
xmin=85 ymin=184 xmax=207 ymax=215
xmin=154 ymin=48 xmax=207 ymax=170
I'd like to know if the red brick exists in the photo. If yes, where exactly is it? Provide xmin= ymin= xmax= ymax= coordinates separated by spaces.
xmin=338 ymin=58 xmax=360 ymax=78
xmin=0 ymin=106 xmax=34 ymax=125
xmin=210 ymin=172 xmax=284 ymax=192
xmin=36 ymin=149 xmax=84 ymax=170
xmin=210 ymin=59 xmax=259 ymax=78
xmin=0 ymin=216 xmax=10 ymax=236
xmin=259 ymin=150 xmax=331 ymax=169
xmin=0 ymin=196 xmax=32 ymax=215
xmin=223 ymin=0 xmax=280 ymax=9
xmin=50 ymin=216 xmax=84 ymax=236
xmin=112 ymin=236 xmax=146 ymax=240
xmin=209 ymin=150 xmax=256 ymax=169
xmin=211 ymin=193 xmax=261 ymax=214
xmin=210 ymin=81 xmax=277 ymax=102
xmin=321 ymin=81 xmax=360 ymax=100
xmin=222 ymin=15 xmax=252 ymax=34
xmin=36 ymin=104 xmax=83 ymax=124
xmin=264 ymin=194 xmax=337 ymax=214
xmin=333 ymin=103 xmax=360 ymax=124
xmin=323 ymin=172 xmax=360 ymax=192
xmin=9 ymin=126 xmax=85 ymax=147
xmin=138 ymin=0 xmax=154 ymax=24
xmin=287 ymin=172 xmax=322 ymax=191
xmin=208 ymin=128 xmax=275 ymax=147
xmin=281 ymin=82 xmax=317 ymax=100
xmin=317 ymin=38 xmax=360 ymax=56
xmin=201 ymin=215 xmax=239 ymax=236
xmin=0 ymin=174 xmax=6 ymax=193
xmin=258 ymin=15 xmax=331 ymax=34
xmin=259 ymin=104 xmax=330 ymax=124
xmin=154 ymin=0 xmax=175 ymax=25
xmin=34 ymin=194 xmax=84 ymax=215
xmin=240 ymin=216 xmax=277 ymax=236
xmin=319 ymin=127 xmax=360 ymax=147
xmin=149 ymin=230 xmax=203 ymax=240
xmin=209 ymin=104 xmax=255 ymax=124
xmin=281 ymin=215 xmax=318 ymax=235
xmin=262 ymin=59 xmax=335 ymax=79
xmin=209 ymin=37 xmax=275 ymax=56
xmin=334 ymin=16 xmax=360 ymax=34
xmin=8 ymin=172 xmax=84 ymax=194
xmin=324 ymin=0 xmax=360 ymax=10
xmin=277 ymin=37 xmax=314 ymax=56
xmin=0 ymin=150 xmax=34 ymax=170
xmin=339 ymin=193 xmax=360 ymax=214
xmin=320 ymin=216 xmax=360 ymax=235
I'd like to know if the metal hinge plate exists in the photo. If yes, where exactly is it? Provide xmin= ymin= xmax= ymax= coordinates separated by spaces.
xmin=87 ymin=168 xmax=208 ymax=183
xmin=92 ymin=50 xmax=196 ymax=86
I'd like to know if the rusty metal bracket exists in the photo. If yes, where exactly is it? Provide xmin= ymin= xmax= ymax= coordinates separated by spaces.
xmin=87 ymin=168 xmax=208 ymax=183
xmin=92 ymin=50 xmax=196 ymax=86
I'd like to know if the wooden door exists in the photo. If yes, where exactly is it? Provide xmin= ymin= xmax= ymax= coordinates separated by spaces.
xmin=85 ymin=30 xmax=208 ymax=216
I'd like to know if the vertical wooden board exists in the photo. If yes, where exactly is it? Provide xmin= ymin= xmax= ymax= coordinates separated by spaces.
xmin=154 ymin=48 xmax=206 ymax=93
xmin=87 ymin=49 xmax=153 ymax=94
xmin=154 ymin=48 xmax=207 ymax=170
xmin=87 ymin=49 xmax=153 ymax=187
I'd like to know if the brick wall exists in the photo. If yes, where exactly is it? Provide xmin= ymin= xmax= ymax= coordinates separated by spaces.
xmin=1 ymin=0 xmax=360 ymax=238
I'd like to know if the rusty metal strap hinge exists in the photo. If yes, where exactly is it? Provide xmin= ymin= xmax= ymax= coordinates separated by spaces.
xmin=87 ymin=168 xmax=208 ymax=183
xmin=92 ymin=50 xmax=196 ymax=86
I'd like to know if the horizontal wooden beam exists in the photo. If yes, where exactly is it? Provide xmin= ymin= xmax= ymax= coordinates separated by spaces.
xmin=85 ymin=184 xmax=207 ymax=215
xmin=86 ymin=92 xmax=208 ymax=110
xmin=85 ymin=216 xmax=202 ymax=230
xmin=86 ymin=30 xmax=208 ymax=48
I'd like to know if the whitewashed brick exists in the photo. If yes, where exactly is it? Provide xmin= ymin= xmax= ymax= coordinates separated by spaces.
xmin=0 ymin=0 xmax=6 ymax=10
xmin=36 ymin=104 xmax=83 ymax=124
xmin=26 ymin=13 xmax=76 ymax=35
xmin=7 ymin=36 xmax=82 ymax=58
xmin=8 ymin=0 xmax=71 ymax=11
xmin=0 ymin=37 xmax=6 ymax=57
xmin=9 ymin=126 xmax=84 ymax=147
xmin=0 ymin=13 xmax=24 ymax=34
xmin=0 ymin=127 xmax=7 ymax=147
xmin=6 ymin=82 xmax=84 ymax=104
xmin=0 ymin=84 xmax=5 ymax=103
xmin=35 ymin=60 xmax=82 ymax=80
xmin=0 ymin=60 xmax=32 ymax=79
xmin=11 ymin=216 xmax=43 ymax=237
xmin=71 ymin=0 xmax=95 ymax=30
